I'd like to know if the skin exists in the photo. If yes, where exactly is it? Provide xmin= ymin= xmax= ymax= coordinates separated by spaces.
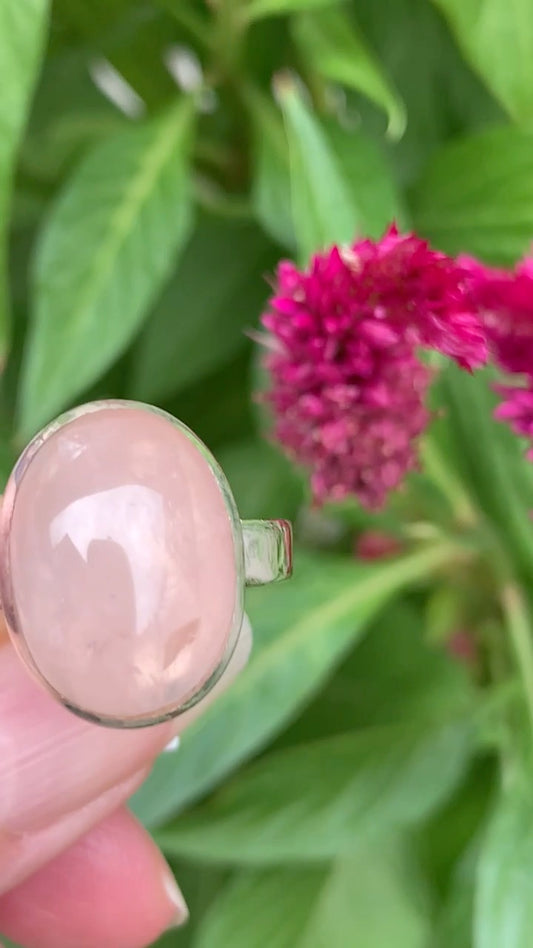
xmin=0 ymin=616 xmax=252 ymax=948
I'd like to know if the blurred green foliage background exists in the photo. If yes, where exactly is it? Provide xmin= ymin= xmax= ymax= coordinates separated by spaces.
xmin=4 ymin=0 xmax=533 ymax=945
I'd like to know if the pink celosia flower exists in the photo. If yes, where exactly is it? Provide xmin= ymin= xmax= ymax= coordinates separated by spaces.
xmin=262 ymin=227 xmax=487 ymax=508
xmin=447 ymin=630 xmax=478 ymax=669
xmin=461 ymin=255 xmax=533 ymax=376
xmin=337 ymin=227 xmax=487 ymax=371
xmin=494 ymin=386 xmax=533 ymax=458
xmin=462 ymin=255 xmax=533 ymax=455
xmin=355 ymin=529 xmax=403 ymax=560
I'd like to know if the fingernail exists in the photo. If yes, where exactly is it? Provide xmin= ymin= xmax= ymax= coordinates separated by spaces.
xmin=162 ymin=867 xmax=189 ymax=928
xmin=0 ymin=647 xmax=173 ymax=834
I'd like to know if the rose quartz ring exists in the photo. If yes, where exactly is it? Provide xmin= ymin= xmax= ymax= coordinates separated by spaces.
xmin=0 ymin=401 xmax=292 ymax=728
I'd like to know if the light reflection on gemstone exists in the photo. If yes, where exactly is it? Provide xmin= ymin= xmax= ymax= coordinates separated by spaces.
xmin=49 ymin=485 xmax=168 ymax=636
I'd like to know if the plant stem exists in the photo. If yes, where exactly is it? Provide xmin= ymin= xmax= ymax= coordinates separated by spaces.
xmin=420 ymin=435 xmax=477 ymax=527
xmin=211 ymin=0 xmax=247 ymax=77
xmin=501 ymin=583 xmax=533 ymax=736
xmin=193 ymin=174 xmax=253 ymax=217
xmin=161 ymin=0 xmax=211 ymax=46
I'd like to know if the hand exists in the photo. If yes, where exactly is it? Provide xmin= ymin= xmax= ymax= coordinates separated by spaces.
xmin=0 ymin=617 xmax=251 ymax=948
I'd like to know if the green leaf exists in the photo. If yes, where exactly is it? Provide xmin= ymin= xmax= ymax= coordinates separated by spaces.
xmin=411 ymin=126 xmax=533 ymax=265
xmin=21 ymin=111 xmax=127 ymax=185
xmin=418 ymin=752 xmax=495 ymax=890
xmin=276 ymin=83 xmax=402 ymax=260
xmin=292 ymin=8 xmax=406 ymax=138
xmin=301 ymin=847 xmax=431 ymax=948
xmin=0 ymin=0 xmax=49 ymax=360
xmin=325 ymin=121 xmax=409 ymax=234
xmin=196 ymin=844 xmax=431 ymax=948
xmin=131 ymin=542 xmax=457 ymax=827
xmin=348 ymin=0 xmax=504 ymax=187
xmin=249 ymin=84 xmax=404 ymax=250
xmin=130 ymin=214 xmax=275 ymax=403
xmin=157 ymin=718 xmax=474 ymax=864
xmin=434 ymin=843 xmax=477 ymax=948
xmin=248 ymin=89 xmax=296 ymax=249
xmin=18 ymin=100 xmax=195 ymax=439
xmin=245 ymin=0 xmax=344 ymax=22
xmin=278 ymin=599 xmax=476 ymax=749
xmin=475 ymin=780 xmax=533 ymax=948
xmin=432 ymin=0 xmax=533 ymax=125
xmin=438 ymin=366 xmax=533 ymax=580
xmin=197 ymin=867 xmax=326 ymax=948
xmin=277 ymin=80 xmax=359 ymax=261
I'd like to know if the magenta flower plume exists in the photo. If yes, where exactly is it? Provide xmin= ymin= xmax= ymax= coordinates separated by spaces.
xmin=262 ymin=227 xmax=487 ymax=508
xmin=463 ymin=255 xmax=533 ymax=454
xmin=462 ymin=256 xmax=533 ymax=376
xmin=494 ymin=387 xmax=533 ymax=459
xmin=337 ymin=226 xmax=488 ymax=371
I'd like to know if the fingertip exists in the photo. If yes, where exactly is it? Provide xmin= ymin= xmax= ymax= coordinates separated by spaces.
xmin=161 ymin=866 xmax=189 ymax=928
xmin=0 ymin=767 xmax=149 ymax=895
xmin=0 ymin=807 xmax=189 ymax=948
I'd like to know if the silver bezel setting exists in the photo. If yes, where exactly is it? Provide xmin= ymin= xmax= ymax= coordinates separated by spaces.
xmin=0 ymin=400 xmax=247 ymax=729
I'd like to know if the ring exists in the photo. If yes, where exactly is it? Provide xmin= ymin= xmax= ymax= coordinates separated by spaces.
xmin=0 ymin=400 xmax=292 ymax=728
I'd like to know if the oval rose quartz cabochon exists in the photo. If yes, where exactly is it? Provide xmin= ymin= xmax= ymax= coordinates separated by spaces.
xmin=3 ymin=404 xmax=239 ymax=724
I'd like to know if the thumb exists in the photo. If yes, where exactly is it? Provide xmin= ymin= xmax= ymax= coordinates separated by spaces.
xmin=0 ymin=615 xmax=251 ymax=895
xmin=0 ymin=612 xmax=251 ymax=835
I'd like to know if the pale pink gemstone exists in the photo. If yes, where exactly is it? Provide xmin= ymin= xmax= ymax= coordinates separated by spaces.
xmin=1 ymin=404 xmax=239 ymax=724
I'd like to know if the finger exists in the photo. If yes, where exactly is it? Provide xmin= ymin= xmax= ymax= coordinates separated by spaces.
xmin=0 ymin=807 xmax=187 ymax=948
xmin=0 ymin=642 xmax=173 ymax=835
xmin=0 ymin=617 xmax=251 ymax=891
xmin=0 ymin=768 xmax=147 ymax=895
xmin=0 ymin=615 xmax=251 ymax=835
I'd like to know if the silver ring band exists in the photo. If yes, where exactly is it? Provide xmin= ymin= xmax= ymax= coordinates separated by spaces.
xmin=242 ymin=519 xmax=293 ymax=586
